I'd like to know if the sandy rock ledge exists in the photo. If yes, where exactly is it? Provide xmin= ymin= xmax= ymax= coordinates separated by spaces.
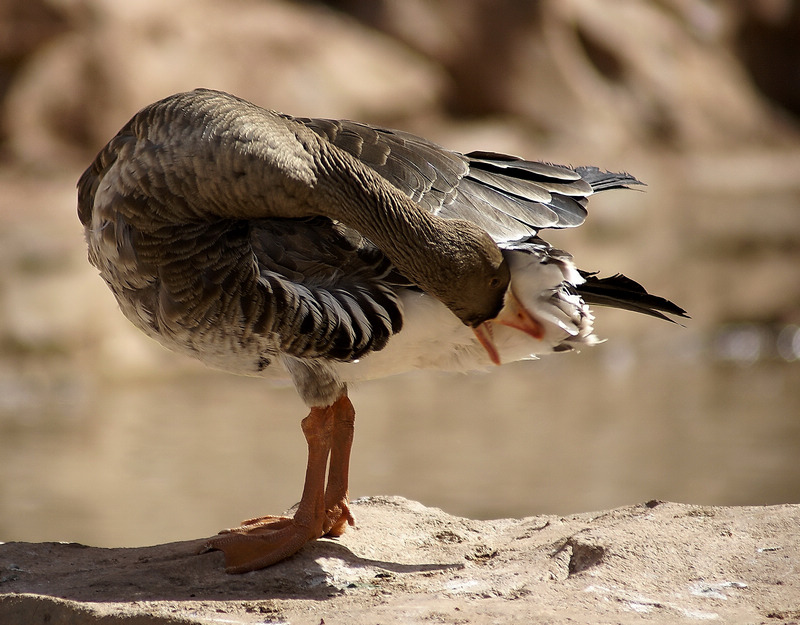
xmin=0 ymin=496 xmax=798 ymax=624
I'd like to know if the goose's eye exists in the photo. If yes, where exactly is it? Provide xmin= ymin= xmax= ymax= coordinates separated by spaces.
xmin=489 ymin=277 xmax=503 ymax=289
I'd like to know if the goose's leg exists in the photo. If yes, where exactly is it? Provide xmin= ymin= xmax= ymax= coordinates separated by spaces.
xmin=203 ymin=400 xmax=339 ymax=573
xmin=322 ymin=394 xmax=356 ymax=537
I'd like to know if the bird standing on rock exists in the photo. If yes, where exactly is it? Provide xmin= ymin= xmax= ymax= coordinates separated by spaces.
xmin=78 ymin=89 xmax=687 ymax=573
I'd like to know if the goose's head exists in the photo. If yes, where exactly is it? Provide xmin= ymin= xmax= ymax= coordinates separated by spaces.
xmin=426 ymin=221 xmax=542 ymax=365
xmin=443 ymin=243 xmax=510 ymax=328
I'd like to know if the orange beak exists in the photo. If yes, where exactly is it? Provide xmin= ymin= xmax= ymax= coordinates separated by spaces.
xmin=472 ymin=289 xmax=544 ymax=366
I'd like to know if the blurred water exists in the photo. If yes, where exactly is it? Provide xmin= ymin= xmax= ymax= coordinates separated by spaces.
xmin=1 ymin=330 xmax=797 ymax=548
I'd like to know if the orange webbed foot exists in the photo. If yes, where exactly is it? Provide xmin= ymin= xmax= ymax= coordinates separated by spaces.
xmin=202 ymin=502 xmax=355 ymax=573
xmin=202 ymin=517 xmax=319 ymax=574
xmin=202 ymin=394 xmax=357 ymax=573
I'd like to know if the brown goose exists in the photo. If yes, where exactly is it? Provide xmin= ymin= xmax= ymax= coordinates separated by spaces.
xmin=78 ymin=88 xmax=686 ymax=573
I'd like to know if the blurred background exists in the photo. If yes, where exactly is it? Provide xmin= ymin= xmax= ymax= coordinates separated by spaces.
xmin=1 ymin=0 xmax=798 ymax=548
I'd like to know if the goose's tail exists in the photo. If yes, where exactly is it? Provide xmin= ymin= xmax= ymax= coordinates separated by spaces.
xmin=576 ymin=272 xmax=689 ymax=323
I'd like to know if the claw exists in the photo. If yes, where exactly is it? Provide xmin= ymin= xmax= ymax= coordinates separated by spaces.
xmin=324 ymin=500 xmax=355 ymax=537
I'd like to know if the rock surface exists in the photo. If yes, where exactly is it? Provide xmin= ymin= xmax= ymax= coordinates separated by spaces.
xmin=1 ymin=496 xmax=798 ymax=624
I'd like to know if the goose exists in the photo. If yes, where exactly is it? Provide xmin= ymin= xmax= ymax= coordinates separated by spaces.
xmin=77 ymin=88 xmax=687 ymax=573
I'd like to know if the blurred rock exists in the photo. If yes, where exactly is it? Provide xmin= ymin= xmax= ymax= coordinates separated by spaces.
xmin=3 ymin=0 xmax=800 ymax=167
xmin=1 ymin=0 xmax=445 ymax=166
xmin=735 ymin=0 xmax=800 ymax=121
xmin=321 ymin=0 xmax=798 ymax=151
xmin=0 ymin=0 xmax=68 ymax=117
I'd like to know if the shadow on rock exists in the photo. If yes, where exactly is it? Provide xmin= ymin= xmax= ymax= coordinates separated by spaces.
xmin=0 ymin=533 xmax=462 ymax=602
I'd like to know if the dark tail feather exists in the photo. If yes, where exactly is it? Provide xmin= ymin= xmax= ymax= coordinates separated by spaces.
xmin=577 ymin=273 xmax=689 ymax=323
xmin=575 ymin=166 xmax=644 ymax=192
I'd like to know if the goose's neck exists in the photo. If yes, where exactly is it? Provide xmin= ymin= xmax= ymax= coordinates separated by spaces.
xmin=308 ymin=142 xmax=490 ymax=315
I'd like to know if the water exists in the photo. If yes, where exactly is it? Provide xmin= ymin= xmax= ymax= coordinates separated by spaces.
xmin=1 ymin=330 xmax=797 ymax=548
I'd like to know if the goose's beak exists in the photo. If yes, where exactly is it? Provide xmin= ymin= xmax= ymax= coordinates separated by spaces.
xmin=473 ymin=289 xmax=544 ymax=366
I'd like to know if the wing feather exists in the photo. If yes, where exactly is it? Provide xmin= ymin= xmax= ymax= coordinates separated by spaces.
xmin=296 ymin=117 xmax=635 ymax=242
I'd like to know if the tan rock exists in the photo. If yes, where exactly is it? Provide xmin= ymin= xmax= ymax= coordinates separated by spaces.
xmin=1 ymin=497 xmax=797 ymax=624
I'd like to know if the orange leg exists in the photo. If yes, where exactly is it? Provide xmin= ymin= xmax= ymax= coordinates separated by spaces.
xmin=323 ymin=395 xmax=356 ymax=537
xmin=203 ymin=394 xmax=355 ymax=573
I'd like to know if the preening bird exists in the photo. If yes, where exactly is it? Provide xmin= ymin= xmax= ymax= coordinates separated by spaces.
xmin=78 ymin=89 xmax=687 ymax=573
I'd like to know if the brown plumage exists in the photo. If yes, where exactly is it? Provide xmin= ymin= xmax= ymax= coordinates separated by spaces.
xmin=78 ymin=89 xmax=686 ymax=572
